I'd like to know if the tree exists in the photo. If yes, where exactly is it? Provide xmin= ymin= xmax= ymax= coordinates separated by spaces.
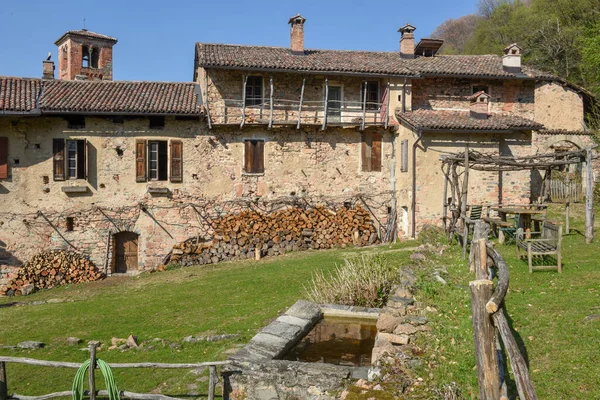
xmin=431 ymin=15 xmax=482 ymax=54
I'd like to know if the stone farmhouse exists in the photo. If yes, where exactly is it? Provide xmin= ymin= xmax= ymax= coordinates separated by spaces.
xmin=0 ymin=15 xmax=595 ymax=278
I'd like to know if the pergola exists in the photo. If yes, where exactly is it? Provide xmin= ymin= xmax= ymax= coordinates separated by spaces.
xmin=440 ymin=147 xmax=595 ymax=247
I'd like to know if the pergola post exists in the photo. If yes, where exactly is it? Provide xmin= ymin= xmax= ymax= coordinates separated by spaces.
xmin=586 ymin=148 xmax=594 ymax=244
xmin=462 ymin=144 xmax=470 ymax=259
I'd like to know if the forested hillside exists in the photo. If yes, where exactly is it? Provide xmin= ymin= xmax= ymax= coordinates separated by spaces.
xmin=432 ymin=0 xmax=600 ymax=99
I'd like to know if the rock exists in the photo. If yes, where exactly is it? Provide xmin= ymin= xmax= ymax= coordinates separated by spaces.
xmin=118 ymin=344 xmax=128 ymax=350
xmin=66 ymin=337 xmax=82 ymax=346
xmin=378 ymin=332 xmax=410 ymax=345
xmin=88 ymin=340 xmax=102 ymax=347
xmin=183 ymin=336 xmax=200 ymax=343
xmin=404 ymin=316 xmax=428 ymax=326
xmin=410 ymin=252 xmax=426 ymax=262
xmin=111 ymin=337 xmax=126 ymax=346
xmin=204 ymin=334 xmax=240 ymax=342
xmin=425 ymin=306 xmax=438 ymax=313
xmin=367 ymin=367 xmax=381 ymax=381
xmin=398 ymin=268 xmax=417 ymax=289
xmin=373 ymin=384 xmax=383 ymax=391
xmin=169 ymin=342 xmax=183 ymax=349
xmin=46 ymin=298 xmax=65 ymax=303
xmin=584 ymin=314 xmax=600 ymax=322
xmin=17 ymin=341 xmax=45 ymax=349
xmin=262 ymin=321 xmax=303 ymax=340
xmin=21 ymin=284 xmax=34 ymax=296
xmin=388 ymin=295 xmax=414 ymax=307
xmin=108 ymin=345 xmax=117 ymax=350
xmin=354 ymin=379 xmax=371 ymax=390
xmin=433 ymin=273 xmax=447 ymax=285
xmin=371 ymin=342 xmax=397 ymax=364
xmin=339 ymin=389 xmax=350 ymax=400
xmin=126 ymin=335 xmax=139 ymax=348
xmin=376 ymin=313 xmax=404 ymax=333
xmin=394 ymin=287 xmax=413 ymax=298
xmin=407 ymin=359 xmax=423 ymax=369
xmin=393 ymin=323 xmax=418 ymax=335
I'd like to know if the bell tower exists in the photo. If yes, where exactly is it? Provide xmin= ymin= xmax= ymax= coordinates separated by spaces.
xmin=54 ymin=29 xmax=118 ymax=80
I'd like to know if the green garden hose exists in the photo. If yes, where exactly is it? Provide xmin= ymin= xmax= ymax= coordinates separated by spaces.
xmin=72 ymin=359 xmax=120 ymax=400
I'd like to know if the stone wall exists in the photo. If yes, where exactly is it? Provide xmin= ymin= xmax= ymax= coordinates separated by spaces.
xmin=0 ymin=115 xmax=393 ymax=274
xmin=534 ymin=82 xmax=585 ymax=131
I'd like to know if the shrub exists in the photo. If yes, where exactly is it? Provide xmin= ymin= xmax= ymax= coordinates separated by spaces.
xmin=304 ymin=253 xmax=397 ymax=308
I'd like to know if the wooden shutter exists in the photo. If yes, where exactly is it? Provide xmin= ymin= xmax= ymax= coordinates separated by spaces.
xmin=53 ymin=138 xmax=65 ymax=181
xmin=401 ymin=139 xmax=408 ymax=172
xmin=371 ymin=133 xmax=382 ymax=172
xmin=158 ymin=141 xmax=168 ymax=181
xmin=255 ymin=140 xmax=264 ymax=173
xmin=76 ymin=139 xmax=86 ymax=180
xmin=244 ymin=140 xmax=254 ymax=173
xmin=361 ymin=133 xmax=371 ymax=172
xmin=0 ymin=137 xmax=7 ymax=179
xmin=136 ymin=139 xmax=147 ymax=182
xmin=170 ymin=140 xmax=183 ymax=182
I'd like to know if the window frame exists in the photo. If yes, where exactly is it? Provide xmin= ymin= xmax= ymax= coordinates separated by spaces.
xmin=243 ymin=139 xmax=265 ymax=174
xmin=244 ymin=76 xmax=264 ymax=107
xmin=0 ymin=136 xmax=8 ymax=180
xmin=53 ymin=138 xmax=87 ymax=181
xmin=361 ymin=81 xmax=380 ymax=111
xmin=136 ymin=139 xmax=182 ymax=183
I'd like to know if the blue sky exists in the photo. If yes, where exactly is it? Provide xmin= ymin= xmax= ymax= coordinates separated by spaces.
xmin=0 ymin=0 xmax=476 ymax=82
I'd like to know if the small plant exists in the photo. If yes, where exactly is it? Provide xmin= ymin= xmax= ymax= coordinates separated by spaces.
xmin=418 ymin=224 xmax=447 ymax=247
xmin=304 ymin=253 xmax=397 ymax=308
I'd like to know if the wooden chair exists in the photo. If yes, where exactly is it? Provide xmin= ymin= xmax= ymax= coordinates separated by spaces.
xmin=516 ymin=221 xmax=562 ymax=273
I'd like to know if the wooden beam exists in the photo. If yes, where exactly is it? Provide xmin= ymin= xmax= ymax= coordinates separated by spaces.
xmin=322 ymin=78 xmax=329 ymax=131
xmin=586 ymin=148 xmax=594 ymax=244
xmin=462 ymin=145 xmax=470 ymax=259
xmin=0 ymin=356 xmax=229 ymax=369
xmin=240 ymin=74 xmax=248 ymax=129
xmin=205 ymin=70 xmax=212 ymax=130
xmin=361 ymin=81 xmax=367 ymax=131
xmin=268 ymin=75 xmax=274 ymax=129
xmin=0 ymin=362 xmax=7 ymax=400
xmin=88 ymin=344 xmax=96 ymax=400
xmin=208 ymin=365 xmax=217 ymax=400
xmin=385 ymin=81 xmax=390 ymax=130
xmin=297 ymin=78 xmax=305 ymax=129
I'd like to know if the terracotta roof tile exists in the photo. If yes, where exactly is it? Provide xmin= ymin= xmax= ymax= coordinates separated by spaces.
xmin=39 ymin=80 xmax=202 ymax=115
xmin=195 ymin=43 xmax=415 ymax=77
xmin=0 ymin=77 xmax=41 ymax=113
xmin=397 ymin=109 xmax=544 ymax=131
xmin=55 ymin=30 xmax=118 ymax=45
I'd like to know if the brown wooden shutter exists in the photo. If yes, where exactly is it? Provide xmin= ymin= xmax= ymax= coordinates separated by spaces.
xmin=401 ymin=139 xmax=408 ymax=172
xmin=361 ymin=133 xmax=371 ymax=172
xmin=371 ymin=133 xmax=382 ymax=172
xmin=76 ymin=139 xmax=86 ymax=180
xmin=158 ymin=141 xmax=168 ymax=181
xmin=53 ymin=138 xmax=65 ymax=181
xmin=0 ymin=137 xmax=7 ymax=179
xmin=244 ymin=140 xmax=254 ymax=173
xmin=136 ymin=139 xmax=147 ymax=182
xmin=170 ymin=140 xmax=183 ymax=182
xmin=255 ymin=140 xmax=264 ymax=173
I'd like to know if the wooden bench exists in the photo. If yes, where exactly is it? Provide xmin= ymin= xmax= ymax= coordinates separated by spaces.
xmin=482 ymin=217 xmax=515 ymax=244
xmin=516 ymin=221 xmax=562 ymax=273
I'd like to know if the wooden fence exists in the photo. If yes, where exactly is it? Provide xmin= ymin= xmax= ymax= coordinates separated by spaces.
xmin=0 ymin=344 xmax=229 ymax=400
xmin=469 ymin=221 xmax=537 ymax=400
xmin=549 ymin=179 xmax=582 ymax=203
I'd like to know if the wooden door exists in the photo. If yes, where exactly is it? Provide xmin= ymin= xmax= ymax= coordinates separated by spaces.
xmin=114 ymin=232 xmax=138 ymax=273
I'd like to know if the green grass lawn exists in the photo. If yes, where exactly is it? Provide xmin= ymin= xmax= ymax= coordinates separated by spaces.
xmin=413 ymin=203 xmax=600 ymax=399
xmin=0 ymin=242 xmax=415 ymax=397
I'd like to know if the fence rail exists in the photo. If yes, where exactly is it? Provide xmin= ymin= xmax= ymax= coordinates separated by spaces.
xmin=549 ymin=179 xmax=582 ymax=203
xmin=469 ymin=221 xmax=538 ymax=400
xmin=0 ymin=344 xmax=229 ymax=400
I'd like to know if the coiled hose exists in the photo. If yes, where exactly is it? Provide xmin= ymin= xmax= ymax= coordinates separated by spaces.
xmin=72 ymin=359 xmax=120 ymax=400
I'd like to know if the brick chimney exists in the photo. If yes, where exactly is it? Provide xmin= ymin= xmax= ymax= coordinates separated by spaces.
xmin=43 ymin=60 xmax=55 ymax=79
xmin=398 ymin=23 xmax=416 ymax=59
xmin=288 ymin=14 xmax=306 ymax=54
xmin=469 ymin=91 xmax=490 ymax=119
xmin=503 ymin=43 xmax=522 ymax=73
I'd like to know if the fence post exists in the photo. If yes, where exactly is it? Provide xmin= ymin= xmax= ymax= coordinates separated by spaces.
xmin=89 ymin=343 xmax=97 ymax=400
xmin=208 ymin=365 xmax=217 ymax=400
xmin=0 ymin=361 xmax=7 ymax=400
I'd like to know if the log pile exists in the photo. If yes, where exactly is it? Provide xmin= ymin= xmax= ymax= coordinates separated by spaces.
xmin=0 ymin=250 xmax=104 ymax=296
xmin=170 ymin=205 xmax=378 ymax=267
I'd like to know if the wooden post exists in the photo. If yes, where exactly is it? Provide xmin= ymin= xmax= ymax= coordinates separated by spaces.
xmin=462 ymin=145 xmax=470 ymax=259
xmin=268 ymin=75 xmax=274 ymax=129
xmin=89 ymin=343 xmax=97 ymax=400
xmin=208 ymin=365 xmax=217 ymax=400
xmin=0 ymin=362 xmax=7 ymax=400
xmin=470 ymin=279 xmax=500 ymax=400
xmin=442 ymin=167 xmax=448 ymax=231
xmin=204 ymin=71 xmax=212 ymax=130
xmin=240 ymin=74 xmax=248 ymax=129
xmin=254 ymin=248 xmax=261 ymax=261
xmin=565 ymin=174 xmax=570 ymax=234
xmin=297 ymin=78 xmax=305 ymax=129
xmin=322 ymin=78 xmax=329 ymax=131
xmin=586 ymin=149 xmax=594 ymax=244
xmin=361 ymin=81 xmax=367 ymax=131
xmin=385 ymin=81 xmax=390 ymax=129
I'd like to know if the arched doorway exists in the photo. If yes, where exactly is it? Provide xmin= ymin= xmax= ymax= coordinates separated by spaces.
xmin=113 ymin=232 xmax=139 ymax=274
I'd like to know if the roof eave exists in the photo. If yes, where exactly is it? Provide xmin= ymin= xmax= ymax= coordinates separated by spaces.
xmin=199 ymin=64 xmax=417 ymax=79
xmin=40 ymin=110 xmax=203 ymax=117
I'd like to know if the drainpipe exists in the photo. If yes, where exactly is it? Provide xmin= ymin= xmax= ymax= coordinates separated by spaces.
xmin=411 ymin=129 xmax=423 ymax=239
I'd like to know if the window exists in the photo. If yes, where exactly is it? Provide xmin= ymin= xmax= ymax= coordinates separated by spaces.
xmin=0 ymin=137 xmax=8 ymax=179
xmin=91 ymin=48 xmax=99 ymax=68
xmin=361 ymin=81 xmax=380 ymax=110
xmin=66 ymin=217 xmax=74 ymax=232
xmin=82 ymin=46 xmax=90 ymax=68
xmin=472 ymin=85 xmax=489 ymax=95
xmin=361 ymin=132 xmax=382 ymax=172
xmin=66 ymin=115 xmax=85 ymax=129
xmin=53 ymin=138 xmax=87 ymax=181
xmin=136 ymin=139 xmax=182 ymax=182
xmin=149 ymin=116 xmax=165 ymax=129
xmin=244 ymin=139 xmax=265 ymax=174
xmin=245 ymin=76 xmax=263 ymax=106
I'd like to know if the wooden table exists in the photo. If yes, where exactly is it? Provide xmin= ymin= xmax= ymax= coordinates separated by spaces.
xmin=491 ymin=207 xmax=545 ymax=238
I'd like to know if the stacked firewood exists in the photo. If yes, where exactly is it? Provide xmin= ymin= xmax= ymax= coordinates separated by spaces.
xmin=0 ymin=250 xmax=104 ymax=296
xmin=170 ymin=205 xmax=378 ymax=267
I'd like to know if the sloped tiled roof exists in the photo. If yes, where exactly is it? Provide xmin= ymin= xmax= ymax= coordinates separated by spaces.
xmin=0 ymin=77 xmax=202 ymax=116
xmin=195 ymin=43 xmax=415 ymax=76
xmin=0 ymin=77 xmax=41 ymax=113
xmin=397 ymin=109 xmax=544 ymax=131
xmin=55 ymin=29 xmax=118 ymax=45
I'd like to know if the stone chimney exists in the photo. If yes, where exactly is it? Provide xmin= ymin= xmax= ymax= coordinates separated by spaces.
xmin=502 ymin=43 xmax=522 ymax=73
xmin=469 ymin=91 xmax=490 ymax=119
xmin=398 ymin=23 xmax=416 ymax=59
xmin=288 ymin=14 xmax=307 ymax=54
xmin=43 ymin=60 xmax=55 ymax=79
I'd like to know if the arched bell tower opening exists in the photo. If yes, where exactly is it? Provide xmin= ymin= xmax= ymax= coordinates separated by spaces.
xmin=54 ymin=29 xmax=117 ymax=81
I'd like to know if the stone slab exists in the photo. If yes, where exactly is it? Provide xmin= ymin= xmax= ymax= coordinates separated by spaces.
xmin=284 ymin=300 xmax=322 ymax=323
xmin=276 ymin=315 xmax=310 ymax=328
xmin=262 ymin=320 xmax=304 ymax=341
